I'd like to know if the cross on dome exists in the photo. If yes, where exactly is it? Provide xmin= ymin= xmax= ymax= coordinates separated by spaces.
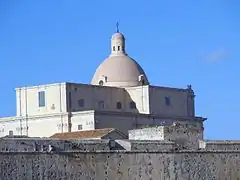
xmin=111 ymin=23 xmax=126 ymax=56
xmin=116 ymin=22 xmax=119 ymax=33
xmin=91 ymin=27 xmax=149 ymax=87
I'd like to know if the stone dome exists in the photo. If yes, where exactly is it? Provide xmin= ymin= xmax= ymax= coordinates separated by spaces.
xmin=91 ymin=32 xmax=149 ymax=87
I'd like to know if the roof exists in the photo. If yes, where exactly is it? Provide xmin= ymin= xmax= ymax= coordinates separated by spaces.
xmin=49 ymin=128 xmax=115 ymax=140
xmin=91 ymin=55 xmax=149 ymax=87
xmin=91 ymin=32 xmax=149 ymax=88
xmin=1 ymin=135 xmax=29 ymax=139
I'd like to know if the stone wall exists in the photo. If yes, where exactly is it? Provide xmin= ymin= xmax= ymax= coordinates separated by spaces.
xmin=0 ymin=151 xmax=240 ymax=180
xmin=164 ymin=121 xmax=203 ymax=149
xmin=116 ymin=140 xmax=175 ymax=151
xmin=0 ymin=138 xmax=115 ymax=152
xmin=200 ymin=140 xmax=240 ymax=151
xmin=129 ymin=121 xmax=203 ymax=149
xmin=129 ymin=126 xmax=164 ymax=140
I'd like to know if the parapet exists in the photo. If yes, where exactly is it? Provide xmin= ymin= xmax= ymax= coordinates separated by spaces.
xmin=0 ymin=138 xmax=118 ymax=152
xmin=116 ymin=140 xmax=175 ymax=151
xmin=199 ymin=140 xmax=240 ymax=151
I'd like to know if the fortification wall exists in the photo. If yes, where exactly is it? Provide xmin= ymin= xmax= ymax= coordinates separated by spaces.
xmin=0 ymin=139 xmax=114 ymax=152
xmin=200 ymin=140 xmax=240 ymax=151
xmin=129 ymin=121 xmax=203 ymax=149
xmin=0 ymin=151 xmax=240 ymax=180
xmin=164 ymin=122 xmax=203 ymax=149
xmin=116 ymin=140 xmax=175 ymax=151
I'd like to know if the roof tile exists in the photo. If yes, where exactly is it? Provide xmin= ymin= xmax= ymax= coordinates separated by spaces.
xmin=50 ymin=128 xmax=115 ymax=140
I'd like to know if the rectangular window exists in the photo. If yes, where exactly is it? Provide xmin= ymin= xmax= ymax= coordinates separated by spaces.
xmin=69 ymin=92 xmax=72 ymax=109
xmin=78 ymin=124 xmax=82 ymax=130
xmin=78 ymin=99 xmax=84 ymax=107
xmin=98 ymin=101 xmax=104 ymax=109
xmin=165 ymin=97 xmax=171 ymax=106
xmin=38 ymin=91 xmax=45 ymax=107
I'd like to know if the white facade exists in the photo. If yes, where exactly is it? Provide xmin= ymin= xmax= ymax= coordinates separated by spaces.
xmin=16 ymin=83 xmax=67 ymax=116
xmin=0 ymin=31 xmax=204 ymax=138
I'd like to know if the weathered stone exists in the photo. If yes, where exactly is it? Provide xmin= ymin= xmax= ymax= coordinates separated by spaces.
xmin=0 ymin=151 xmax=240 ymax=180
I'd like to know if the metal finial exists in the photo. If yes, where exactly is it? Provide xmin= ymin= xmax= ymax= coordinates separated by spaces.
xmin=116 ymin=22 xmax=119 ymax=32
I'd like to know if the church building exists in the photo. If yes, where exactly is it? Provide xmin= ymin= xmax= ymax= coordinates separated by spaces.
xmin=0 ymin=30 xmax=205 ymax=137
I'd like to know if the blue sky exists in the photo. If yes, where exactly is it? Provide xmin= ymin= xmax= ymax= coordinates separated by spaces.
xmin=0 ymin=0 xmax=239 ymax=140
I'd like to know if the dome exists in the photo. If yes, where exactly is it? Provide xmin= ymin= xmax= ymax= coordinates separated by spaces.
xmin=111 ymin=32 xmax=125 ymax=40
xmin=91 ymin=31 xmax=149 ymax=87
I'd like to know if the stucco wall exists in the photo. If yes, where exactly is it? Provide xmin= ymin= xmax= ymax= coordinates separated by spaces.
xmin=0 ymin=151 xmax=239 ymax=180
xmin=0 ymin=113 xmax=70 ymax=137
xmin=16 ymin=83 xmax=67 ymax=116
xmin=66 ymin=83 xmax=150 ymax=114
xmin=125 ymin=86 xmax=150 ymax=114
xmin=0 ymin=113 xmax=72 ymax=137
xmin=94 ymin=111 xmax=203 ymax=135
xmin=70 ymin=111 xmax=95 ymax=132
xmin=66 ymin=83 xmax=129 ymax=112
xmin=148 ymin=86 xmax=195 ymax=117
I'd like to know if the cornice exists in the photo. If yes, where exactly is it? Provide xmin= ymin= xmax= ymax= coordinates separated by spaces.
xmin=94 ymin=110 xmax=206 ymax=122
xmin=0 ymin=110 xmax=96 ymax=123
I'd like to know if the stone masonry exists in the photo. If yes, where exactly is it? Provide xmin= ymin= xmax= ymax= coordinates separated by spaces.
xmin=0 ymin=136 xmax=240 ymax=180
xmin=0 ymin=150 xmax=240 ymax=180
xmin=0 ymin=121 xmax=240 ymax=180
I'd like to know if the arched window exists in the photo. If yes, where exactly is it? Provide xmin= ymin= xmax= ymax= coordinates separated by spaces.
xmin=113 ymin=46 xmax=115 ymax=51
xmin=118 ymin=46 xmax=120 ymax=51
xmin=116 ymin=102 xmax=122 ymax=109
xmin=99 ymin=80 xmax=103 ymax=86
xmin=129 ymin=101 xmax=136 ymax=109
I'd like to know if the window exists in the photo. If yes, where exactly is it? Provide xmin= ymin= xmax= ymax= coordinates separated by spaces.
xmin=129 ymin=101 xmax=136 ymax=109
xmin=116 ymin=102 xmax=122 ymax=109
xmin=165 ymin=97 xmax=171 ymax=106
xmin=113 ymin=46 xmax=115 ymax=51
xmin=69 ymin=92 xmax=72 ymax=109
xmin=74 ymin=87 xmax=77 ymax=92
xmin=99 ymin=80 xmax=103 ymax=86
xmin=38 ymin=91 xmax=45 ymax=107
xmin=9 ymin=130 xmax=13 ymax=136
xmin=98 ymin=101 xmax=104 ymax=109
xmin=118 ymin=46 xmax=120 ymax=51
xmin=78 ymin=99 xmax=84 ymax=107
xmin=78 ymin=124 xmax=82 ymax=130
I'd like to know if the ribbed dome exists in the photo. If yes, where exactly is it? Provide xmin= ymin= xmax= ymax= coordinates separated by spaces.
xmin=91 ymin=32 xmax=149 ymax=87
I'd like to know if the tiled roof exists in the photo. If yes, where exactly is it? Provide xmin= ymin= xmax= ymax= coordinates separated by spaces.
xmin=49 ymin=128 xmax=115 ymax=140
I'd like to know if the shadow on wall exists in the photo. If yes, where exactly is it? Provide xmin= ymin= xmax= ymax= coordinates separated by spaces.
xmin=66 ymin=83 xmax=140 ymax=113
xmin=123 ymin=88 xmax=140 ymax=114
